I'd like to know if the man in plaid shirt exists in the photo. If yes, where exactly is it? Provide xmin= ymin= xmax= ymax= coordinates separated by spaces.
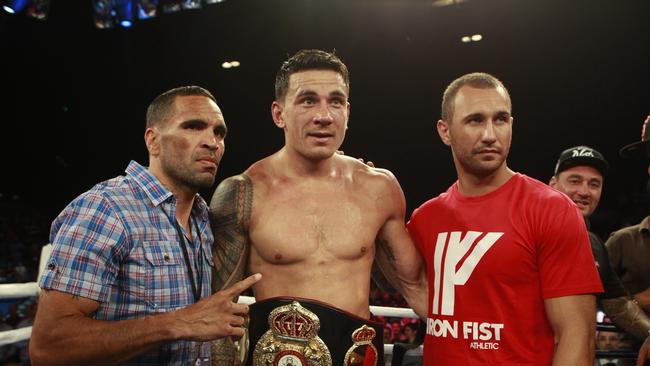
xmin=29 ymin=86 xmax=261 ymax=366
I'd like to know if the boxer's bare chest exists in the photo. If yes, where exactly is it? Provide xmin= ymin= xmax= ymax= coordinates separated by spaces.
xmin=249 ymin=178 xmax=385 ymax=264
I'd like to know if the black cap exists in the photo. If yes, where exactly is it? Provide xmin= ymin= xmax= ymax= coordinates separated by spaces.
xmin=619 ymin=116 xmax=649 ymax=159
xmin=554 ymin=146 xmax=609 ymax=176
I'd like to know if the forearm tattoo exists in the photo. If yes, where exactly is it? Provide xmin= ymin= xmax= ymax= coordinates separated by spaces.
xmin=210 ymin=175 xmax=253 ymax=291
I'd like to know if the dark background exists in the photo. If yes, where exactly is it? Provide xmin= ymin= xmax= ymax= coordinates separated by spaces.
xmin=1 ymin=0 xmax=649 ymax=239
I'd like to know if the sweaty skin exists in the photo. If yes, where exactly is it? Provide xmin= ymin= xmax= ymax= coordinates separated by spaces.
xmin=211 ymin=68 xmax=426 ymax=320
xmin=211 ymin=153 xmax=423 ymax=319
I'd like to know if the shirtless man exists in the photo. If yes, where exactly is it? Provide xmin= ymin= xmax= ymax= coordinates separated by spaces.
xmin=209 ymin=49 xmax=426 ymax=365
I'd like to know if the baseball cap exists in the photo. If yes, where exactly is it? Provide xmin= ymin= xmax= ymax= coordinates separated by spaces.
xmin=619 ymin=116 xmax=649 ymax=159
xmin=554 ymin=145 xmax=609 ymax=176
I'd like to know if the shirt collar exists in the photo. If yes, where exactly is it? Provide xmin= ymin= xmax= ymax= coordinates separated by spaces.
xmin=125 ymin=160 xmax=210 ymax=223
xmin=125 ymin=160 xmax=173 ymax=207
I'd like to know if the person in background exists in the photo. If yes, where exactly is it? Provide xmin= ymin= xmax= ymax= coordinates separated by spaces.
xmin=549 ymin=146 xmax=650 ymax=357
xmin=606 ymin=115 xmax=650 ymax=366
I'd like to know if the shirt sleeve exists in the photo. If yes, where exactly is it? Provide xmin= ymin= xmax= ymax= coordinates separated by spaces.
xmin=537 ymin=202 xmax=603 ymax=299
xmin=39 ymin=191 xmax=127 ymax=302
xmin=406 ymin=207 xmax=427 ymax=257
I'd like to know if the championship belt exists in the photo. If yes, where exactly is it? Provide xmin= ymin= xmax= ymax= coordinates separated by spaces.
xmin=247 ymin=297 xmax=384 ymax=366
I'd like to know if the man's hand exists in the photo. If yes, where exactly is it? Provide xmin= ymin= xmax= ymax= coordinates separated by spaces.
xmin=336 ymin=150 xmax=375 ymax=167
xmin=174 ymin=273 xmax=262 ymax=341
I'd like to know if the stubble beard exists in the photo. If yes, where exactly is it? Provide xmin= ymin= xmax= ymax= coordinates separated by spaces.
xmin=456 ymin=150 xmax=506 ymax=180
xmin=162 ymin=157 xmax=216 ymax=192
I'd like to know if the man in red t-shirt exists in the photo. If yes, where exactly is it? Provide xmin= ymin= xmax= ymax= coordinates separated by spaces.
xmin=407 ymin=72 xmax=603 ymax=365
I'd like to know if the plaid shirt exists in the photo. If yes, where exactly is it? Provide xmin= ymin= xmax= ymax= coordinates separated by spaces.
xmin=40 ymin=161 xmax=214 ymax=365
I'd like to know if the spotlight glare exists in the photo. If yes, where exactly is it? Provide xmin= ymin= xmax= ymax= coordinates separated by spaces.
xmin=161 ymin=0 xmax=182 ymax=13
xmin=137 ymin=0 xmax=158 ymax=19
xmin=114 ymin=0 xmax=134 ymax=28
xmin=230 ymin=60 xmax=240 ymax=67
xmin=181 ymin=0 xmax=201 ymax=9
xmin=222 ymin=62 xmax=232 ymax=69
xmin=3 ymin=5 xmax=15 ymax=13
xmin=461 ymin=36 xmax=471 ymax=43
xmin=93 ymin=0 xmax=115 ymax=29
xmin=471 ymin=34 xmax=482 ymax=41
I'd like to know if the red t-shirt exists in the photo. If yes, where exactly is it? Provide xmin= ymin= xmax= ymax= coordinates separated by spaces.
xmin=407 ymin=173 xmax=602 ymax=365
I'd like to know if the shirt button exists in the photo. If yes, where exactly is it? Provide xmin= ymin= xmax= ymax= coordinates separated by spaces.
xmin=47 ymin=263 xmax=55 ymax=270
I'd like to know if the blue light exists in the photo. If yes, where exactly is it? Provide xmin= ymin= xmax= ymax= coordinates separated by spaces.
xmin=4 ymin=0 xmax=29 ymax=14
xmin=114 ymin=0 xmax=134 ymax=28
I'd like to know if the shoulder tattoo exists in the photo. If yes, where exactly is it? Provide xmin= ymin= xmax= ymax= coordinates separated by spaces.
xmin=210 ymin=175 xmax=253 ymax=291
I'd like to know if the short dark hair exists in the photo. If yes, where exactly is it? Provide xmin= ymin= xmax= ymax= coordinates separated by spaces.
xmin=441 ymin=72 xmax=511 ymax=122
xmin=274 ymin=49 xmax=349 ymax=102
xmin=146 ymin=86 xmax=217 ymax=128
xmin=404 ymin=322 xmax=419 ymax=332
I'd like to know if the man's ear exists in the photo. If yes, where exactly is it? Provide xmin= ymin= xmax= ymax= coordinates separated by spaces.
xmin=436 ymin=119 xmax=451 ymax=146
xmin=549 ymin=175 xmax=558 ymax=188
xmin=345 ymin=101 xmax=351 ymax=130
xmin=271 ymin=101 xmax=285 ymax=128
xmin=145 ymin=127 xmax=160 ymax=155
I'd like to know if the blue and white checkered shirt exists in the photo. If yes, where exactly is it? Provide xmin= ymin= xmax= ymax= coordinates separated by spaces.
xmin=40 ymin=160 xmax=214 ymax=365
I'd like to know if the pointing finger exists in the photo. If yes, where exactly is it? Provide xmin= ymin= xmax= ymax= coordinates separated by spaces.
xmin=224 ymin=273 xmax=262 ymax=297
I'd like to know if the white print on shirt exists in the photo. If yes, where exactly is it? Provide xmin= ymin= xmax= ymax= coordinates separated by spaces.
xmin=426 ymin=318 xmax=504 ymax=341
xmin=432 ymin=231 xmax=503 ymax=315
xmin=428 ymin=231 xmax=505 ymax=349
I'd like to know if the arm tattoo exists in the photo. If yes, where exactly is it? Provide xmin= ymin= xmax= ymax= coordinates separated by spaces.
xmin=373 ymin=237 xmax=401 ymax=292
xmin=376 ymin=238 xmax=397 ymax=268
xmin=210 ymin=174 xmax=253 ymax=291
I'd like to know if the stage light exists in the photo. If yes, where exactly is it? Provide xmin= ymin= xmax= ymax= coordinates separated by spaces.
xmin=113 ymin=0 xmax=134 ymax=28
xmin=461 ymin=34 xmax=482 ymax=43
xmin=3 ymin=0 xmax=29 ymax=14
xmin=137 ymin=0 xmax=158 ymax=19
xmin=161 ymin=0 xmax=182 ymax=13
xmin=92 ymin=0 xmax=115 ymax=29
xmin=86 ymin=0 xmax=227 ymax=29
xmin=222 ymin=60 xmax=240 ymax=69
xmin=181 ymin=0 xmax=201 ymax=10
xmin=432 ymin=0 xmax=467 ymax=7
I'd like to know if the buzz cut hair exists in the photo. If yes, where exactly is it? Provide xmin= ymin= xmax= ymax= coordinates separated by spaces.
xmin=274 ymin=49 xmax=350 ymax=102
xmin=441 ymin=72 xmax=511 ymax=122
xmin=146 ymin=86 xmax=217 ymax=129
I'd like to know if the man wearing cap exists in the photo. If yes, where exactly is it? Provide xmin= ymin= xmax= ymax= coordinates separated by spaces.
xmin=606 ymin=115 xmax=650 ymax=365
xmin=549 ymin=145 xmax=650 ymax=365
